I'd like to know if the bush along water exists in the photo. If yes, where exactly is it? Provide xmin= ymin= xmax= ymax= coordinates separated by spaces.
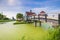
xmin=47 ymin=26 xmax=60 ymax=40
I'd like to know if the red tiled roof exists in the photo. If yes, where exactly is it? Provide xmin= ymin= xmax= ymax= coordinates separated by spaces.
xmin=38 ymin=11 xmax=46 ymax=16
xmin=40 ymin=11 xmax=45 ymax=13
xmin=26 ymin=12 xmax=36 ymax=16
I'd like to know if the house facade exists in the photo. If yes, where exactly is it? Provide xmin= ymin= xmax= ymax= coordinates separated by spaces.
xmin=25 ymin=10 xmax=47 ymax=22
xmin=26 ymin=10 xmax=36 ymax=21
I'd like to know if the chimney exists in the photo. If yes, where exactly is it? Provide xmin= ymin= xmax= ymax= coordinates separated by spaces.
xmin=30 ymin=10 xmax=32 ymax=13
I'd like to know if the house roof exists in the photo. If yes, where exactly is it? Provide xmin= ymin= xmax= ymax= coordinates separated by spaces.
xmin=38 ymin=11 xmax=46 ymax=16
xmin=38 ymin=14 xmax=48 ymax=16
xmin=26 ymin=11 xmax=47 ymax=16
xmin=40 ymin=11 xmax=45 ymax=13
xmin=26 ymin=12 xmax=36 ymax=16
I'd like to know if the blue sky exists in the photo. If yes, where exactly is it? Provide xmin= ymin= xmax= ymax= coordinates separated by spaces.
xmin=0 ymin=0 xmax=60 ymax=18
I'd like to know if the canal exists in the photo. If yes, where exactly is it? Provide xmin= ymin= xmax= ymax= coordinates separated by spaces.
xmin=0 ymin=21 xmax=53 ymax=40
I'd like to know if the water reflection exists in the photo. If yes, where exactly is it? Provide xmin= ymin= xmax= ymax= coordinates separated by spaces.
xmin=0 ymin=22 xmax=18 ymax=40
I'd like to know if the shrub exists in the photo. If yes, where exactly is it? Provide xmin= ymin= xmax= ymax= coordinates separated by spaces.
xmin=47 ymin=26 xmax=60 ymax=40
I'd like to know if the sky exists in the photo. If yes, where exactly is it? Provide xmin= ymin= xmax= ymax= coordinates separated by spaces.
xmin=0 ymin=0 xmax=60 ymax=19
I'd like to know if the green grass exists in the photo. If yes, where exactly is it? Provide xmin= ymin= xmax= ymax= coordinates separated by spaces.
xmin=13 ymin=21 xmax=33 ymax=24
xmin=13 ymin=21 xmax=26 ymax=24
xmin=0 ymin=20 xmax=12 ymax=22
xmin=0 ymin=20 xmax=12 ymax=23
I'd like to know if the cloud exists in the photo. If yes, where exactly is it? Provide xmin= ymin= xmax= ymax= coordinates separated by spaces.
xmin=31 ymin=7 xmax=60 ymax=19
xmin=0 ymin=0 xmax=60 ymax=18
xmin=32 ymin=7 xmax=51 ymax=14
xmin=7 ymin=0 xmax=15 ymax=5
xmin=2 ymin=11 xmax=18 ymax=18
xmin=7 ymin=0 xmax=22 ymax=6
xmin=32 ymin=7 xmax=60 ymax=14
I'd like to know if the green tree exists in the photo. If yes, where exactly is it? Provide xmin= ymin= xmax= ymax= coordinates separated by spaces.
xmin=3 ymin=18 xmax=9 ymax=20
xmin=16 ymin=13 xmax=23 ymax=18
xmin=16 ymin=13 xmax=23 ymax=21
xmin=0 ymin=14 xmax=3 ymax=20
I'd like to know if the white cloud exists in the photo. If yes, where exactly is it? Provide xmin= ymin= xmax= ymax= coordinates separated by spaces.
xmin=32 ymin=7 xmax=60 ymax=14
xmin=32 ymin=7 xmax=50 ymax=14
xmin=7 ymin=0 xmax=22 ymax=6
xmin=3 ymin=11 xmax=18 ymax=19
xmin=31 ymin=7 xmax=60 ymax=18
xmin=7 ymin=0 xmax=15 ymax=6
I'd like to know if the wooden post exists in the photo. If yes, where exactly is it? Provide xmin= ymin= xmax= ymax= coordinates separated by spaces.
xmin=35 ymin=20 xmax=37 ymax=27
xmin=34 ymin=16 xmax=37 ymax=27
xmin=26 ymin=15 xmax=28 ymax=21
xmin=38 ymin=15 xmax=41 ymax=26
xmin=39 ymin=21 xmax=41 ymax=26
xmin=58 ymin=14 xmax=60 ymax=25
xmin=45 ymin=14 xmax=47 ymax=22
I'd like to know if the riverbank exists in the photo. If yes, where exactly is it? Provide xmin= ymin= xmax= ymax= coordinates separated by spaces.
xmin=0 ymin=20 xmax=13 ymax=24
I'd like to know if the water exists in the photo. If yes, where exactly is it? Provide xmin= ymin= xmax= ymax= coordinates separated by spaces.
xmin=41 ymin=22 xmax=54 ymax=30
xmin=0 ymin=21 xmax=53 ymax=40
xmin=34 ymin=22 xmax=54 ymax=30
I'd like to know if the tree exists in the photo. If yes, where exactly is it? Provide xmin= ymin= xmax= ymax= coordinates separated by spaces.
xmin=16 ymin=13 xmax=23 ymax=21
xmin=0 ymin=14 xmax=4 ymax=20
xmin=3 ymin=18 xmax=9 ymax=20
xmin=12 ymin=17 xmax=15 ymax=20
